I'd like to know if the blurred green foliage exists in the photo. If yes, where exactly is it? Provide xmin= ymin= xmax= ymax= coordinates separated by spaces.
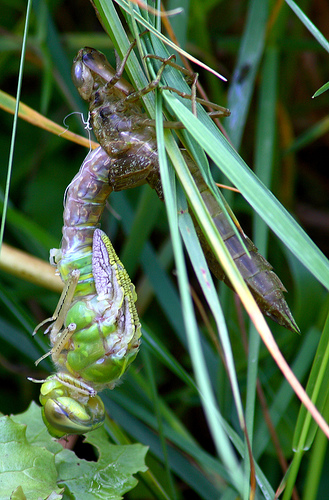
xmin=0 ymin=0 xmax=329 ymax=498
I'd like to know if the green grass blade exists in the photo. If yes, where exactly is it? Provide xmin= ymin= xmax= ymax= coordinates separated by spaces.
xmin=163 ymin=94 xmax=329 ymax=289
xmin=303 ymin=397 xmax=329 ymax=500
xmin=253 ymin=328 xmax=319 ymax=459
xmin=226 ymin=0 xmax=269 ymax=148
xmin=313 ymin=81 xmax=329 ymax=98
xmin=156 ymin=92 xmax=245 ymax=493
xmin=285 ymin=0 xmax=329 ymax=53
xmin=293 ymin=313 xmax=329 ymax=451
xmin=1 ymin=0 xmax=32 ymax=249
xmin=120 ymin=187 xmax=161 ymax=277
xmin=243 ymin=43 xmax=280 ymax=495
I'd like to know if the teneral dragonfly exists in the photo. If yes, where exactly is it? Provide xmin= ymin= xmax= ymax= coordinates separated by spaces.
xmin=71 ymin=45 xmax=299 ymax=333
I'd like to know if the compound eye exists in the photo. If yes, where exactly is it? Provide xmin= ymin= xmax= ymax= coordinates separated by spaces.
xmin=42 ymin=395 xmax=105 ymax=438
xmin=71 ymin=57 xmax=94 ymax=100
xmin=71 ymin=60 xmax=83 ymax=86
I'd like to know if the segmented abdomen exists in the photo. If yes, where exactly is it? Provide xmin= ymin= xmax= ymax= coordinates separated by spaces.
xmin=56 ymin=146 xmax=112 ymax=293
xmin=188 ymin=161 xmax=299 ymax=332
xmin=53 ymin=145 xmax=140 ymax=389
xmin=32 ymin=144 xmax=141 ymax=438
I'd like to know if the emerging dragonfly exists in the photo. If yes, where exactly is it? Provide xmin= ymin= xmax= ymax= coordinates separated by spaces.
xmin=31 ymin=147 xmax=141 ymax=437
xmin=72 ymin=44 xmax=299 ymax=333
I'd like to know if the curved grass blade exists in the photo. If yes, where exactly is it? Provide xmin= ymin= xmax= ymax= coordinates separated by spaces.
xmin=226 ymin=0 xmax=268 ymax=148
xmin=155 ymin=92 xmax=245 ymax=494
xmin=293 ymin=313 xmax=329 ymax=452
xmin=97 ymin=0 xmax=226 ymax=80
xmin=1 ymin=0 xmax=32 ymax=250
xmin=285 ymin=0 xmax=329 ymax=53
xmin=163 ymin=93 xmax=329 ymax=290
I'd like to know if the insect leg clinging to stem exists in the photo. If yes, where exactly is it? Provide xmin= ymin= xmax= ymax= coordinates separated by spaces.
xmin=72 ymin=42 xmax=299 ymax=333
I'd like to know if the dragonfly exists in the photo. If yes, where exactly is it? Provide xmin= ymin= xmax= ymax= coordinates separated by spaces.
xmin=31 ymin=146 xmax=141 ymax=438
xmin=72 ymin=45 xmax=299 ymax=333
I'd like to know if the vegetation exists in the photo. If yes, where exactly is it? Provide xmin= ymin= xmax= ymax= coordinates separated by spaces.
xmin=0 ymin=0 xmax=328 ymax=498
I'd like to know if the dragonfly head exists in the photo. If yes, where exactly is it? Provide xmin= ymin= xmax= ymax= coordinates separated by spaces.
xmin=72 ymin=48 xmax=97 ymax=101
xmin=72 ymin=47 xmax=134 ymax=101
xmin=39 ymin=377 xmax=105 ymax=438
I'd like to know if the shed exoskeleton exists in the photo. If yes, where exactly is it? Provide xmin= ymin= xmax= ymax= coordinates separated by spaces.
xmin=71 ymin=45 xmax=299 ymax=333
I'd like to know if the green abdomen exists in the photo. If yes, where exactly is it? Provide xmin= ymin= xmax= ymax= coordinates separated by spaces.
xmin=63 ymin=289 xmax=139 ymax=387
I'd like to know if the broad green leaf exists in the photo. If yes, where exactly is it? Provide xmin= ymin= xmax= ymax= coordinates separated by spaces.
xmin=56 ymin=427 xmax=148 ymax=500
xmin=11 ymin=403 xmax=148 ymax=499
xmin=0 ymin=413 xmax=60 ymax=500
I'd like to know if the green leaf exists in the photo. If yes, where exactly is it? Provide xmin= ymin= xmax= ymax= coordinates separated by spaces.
xmin=56 ymin=427 xmax=148 ymax=499
xmin=0 ymin=412 xmax=61 ymax=500
xmin=313 ymin=81 xmax=329 ymax=98
xmin=10 ymin=486 xmax=27 ymax=500
xmin=9 ymin=403 xmax=148 ymax=499
xmin=11 ymin=403 xmax=62 ymax=454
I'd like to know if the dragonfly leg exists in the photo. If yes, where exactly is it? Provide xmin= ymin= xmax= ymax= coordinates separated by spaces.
xmin=110 ymin=42 xmax=138 ymax=86
xmin=144 ymin=54 xmax=230 ymax=118
xmin=33 ymin=268 xmax=80 ymax=337
xmin=107 ymin=30 xmax=149 ymax=87
xmin=160 ymin=85 xmax=231 ymax=118
xmin=52 ymin=372 xmax=97 ymax=396
xmin=123 ymin=54 xmax=177 ymax=104
xmin=29 ymin=372 xmax=96 ymax=396
xmin=34 ymin=322 xmax=76 ymax=366
xmin=122 ymin=58 xmax=229 ymax=126
xmin=144 ymin=53 xmax=192 ymax=77
xmin=33 ymin=269 xmax=80 ymax=365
